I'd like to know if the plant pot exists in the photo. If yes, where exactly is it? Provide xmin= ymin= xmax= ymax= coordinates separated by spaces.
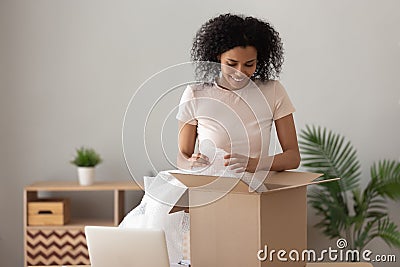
xmin=77 ymin=167 xmax=95 ymax=186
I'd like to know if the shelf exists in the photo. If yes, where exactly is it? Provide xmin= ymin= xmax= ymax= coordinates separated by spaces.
xmin=23 ymin=180 xmax=142 ymax=267
xmin=28 ymin=266 xmax=89 ymax=267
xmin=25 ymin=180 xmax=142 ymax=191
xmin=27 ymin=218 xmax=115 ymax=230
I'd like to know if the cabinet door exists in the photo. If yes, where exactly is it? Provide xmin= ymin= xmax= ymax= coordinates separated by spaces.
xmin=26 ymin=229 xmax=90 ymax=266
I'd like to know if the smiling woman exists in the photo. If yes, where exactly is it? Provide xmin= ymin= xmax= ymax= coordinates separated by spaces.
xmin=218 ymin=46 xmax=257 ymax=90
xmin=176 ymin=13 xmax=300 ymax=173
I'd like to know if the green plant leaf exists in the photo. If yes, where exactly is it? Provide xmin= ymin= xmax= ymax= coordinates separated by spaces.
xmin=371 ymin=160 xmax=400 ymax=200
xmin=308 ymin=188 xmax=348 ymax=238
xmin=70 ymin=146 xmax=102 ymax=167
xmin=354 ymin=218 xmax=379 ymax=250
xmin=376 ymin=218 xmax=400 ymax=248
xmin=299 ymin=125 xmax=361 ymax=191
xmin=300 ymin=125 xmax=400 ymax=251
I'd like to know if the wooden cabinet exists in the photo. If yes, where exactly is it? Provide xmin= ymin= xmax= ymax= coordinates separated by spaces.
xmin=23 ymin=181 xmax=142 ymax=267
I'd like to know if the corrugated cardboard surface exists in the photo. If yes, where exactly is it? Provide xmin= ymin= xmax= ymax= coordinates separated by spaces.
xmin=168 ymin=171 xmax=336 ymax=267
xmin=172 ymin=172 xmax=250 ymax=194
xmin=188 ymin=186 xmax=308 ymax=267
xmin=265 ymin=171 xmax=322 ymax=186
xmin=171 ymin=171 xmax=332 ymax=195
xmin=190 ymin=192 xmax=260 ymax=266
xmin=306 ymin=263 xmax=373 ymax=267
xmin=260 ymin=187 xmax=307 ymax=267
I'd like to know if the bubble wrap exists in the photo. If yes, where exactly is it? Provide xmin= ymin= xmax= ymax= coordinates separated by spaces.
xmin=119 ymin=174 xmax=187 ymax=264
xmin=194 ymin=140 xmax=268 ymax=192
xmin=120 ymin=142 xmax=269 ymax=263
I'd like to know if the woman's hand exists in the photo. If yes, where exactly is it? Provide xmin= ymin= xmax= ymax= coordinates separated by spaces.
xmin=189 ymin=153 xmax=210 ymax=168
xmin=224 ymin=153 xmax=258 ymax=173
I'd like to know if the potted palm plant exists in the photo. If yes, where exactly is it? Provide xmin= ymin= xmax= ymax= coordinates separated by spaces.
xmin=71 ymin=147 xmax=102 ymax=186
xmin=299 ymin=125 xmax=400 ymax=253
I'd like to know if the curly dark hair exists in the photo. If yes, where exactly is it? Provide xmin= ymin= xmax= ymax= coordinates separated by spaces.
xmin=191 ymin=13 xmax=284 ymax=82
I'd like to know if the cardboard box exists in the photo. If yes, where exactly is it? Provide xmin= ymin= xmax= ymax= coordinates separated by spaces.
xmin=28 ymin=198 xmax=70 ymax=226
xmin=170 ymin=171 xmax=338 ymax=267
xmin=306 ymin=264 xmax=373 ymax=267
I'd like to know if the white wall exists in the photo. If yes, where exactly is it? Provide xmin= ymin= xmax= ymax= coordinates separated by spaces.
xmin=0 ymin=0 xmax=399 ymax=266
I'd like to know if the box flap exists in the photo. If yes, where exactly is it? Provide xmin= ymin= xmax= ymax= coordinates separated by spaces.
xmin=170 ymin=171 xmax=334 ymax=194
xmin=170 ymin=172 xmax=251 ymax=194
xmin=265 ymin=171 xmax=323 ymax=186
xmin=265 ymin=177 xmax=340 ymax=192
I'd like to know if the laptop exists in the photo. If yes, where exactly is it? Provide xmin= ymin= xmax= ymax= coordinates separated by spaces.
xmin=85 ymin=226 xmax=172 ymax=267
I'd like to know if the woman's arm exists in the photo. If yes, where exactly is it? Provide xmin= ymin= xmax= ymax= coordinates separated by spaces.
xmin=268 ymin=113 xmax=300 ymax=171
xmin=177 ymin=121 xmax=209 ymax=169
xmin=178 ymin=121 xmax=197 ymax=159
xmin=224 ymin=114 xmax=300 ymax=172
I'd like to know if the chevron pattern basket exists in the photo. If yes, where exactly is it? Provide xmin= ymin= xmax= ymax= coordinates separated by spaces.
xmin=26 ymin=229 xmax=90 ymax=266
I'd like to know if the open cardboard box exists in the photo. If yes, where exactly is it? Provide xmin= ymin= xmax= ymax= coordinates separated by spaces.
xmin=169 ymin=171 xmax=339 ymax=267
xmin=306 ymin=264 xmax=373 ymax=267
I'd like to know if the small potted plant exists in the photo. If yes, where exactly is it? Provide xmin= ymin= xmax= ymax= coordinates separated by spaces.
xmin=70 ymin=147 xmax=102 ymax=186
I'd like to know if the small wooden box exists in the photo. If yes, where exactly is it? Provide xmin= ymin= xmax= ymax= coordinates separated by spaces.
xmin=28 ymin=198 xmax=70 ymax=226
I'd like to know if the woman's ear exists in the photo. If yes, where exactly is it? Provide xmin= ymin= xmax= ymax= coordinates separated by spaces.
xmin=217 ymin=55 xmax=221 ymax=61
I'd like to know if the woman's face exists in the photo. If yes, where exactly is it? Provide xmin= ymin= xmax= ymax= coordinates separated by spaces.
xmin=218 ymin=46 xmax=257 ymax=90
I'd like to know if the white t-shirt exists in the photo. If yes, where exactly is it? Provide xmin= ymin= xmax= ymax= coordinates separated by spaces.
xmin=176 ymin=80 xmax=295 ymax=158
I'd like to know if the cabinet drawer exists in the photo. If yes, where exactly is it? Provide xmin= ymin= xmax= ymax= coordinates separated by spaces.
xmin=28 ymin=199 xmax=70 ymax=226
